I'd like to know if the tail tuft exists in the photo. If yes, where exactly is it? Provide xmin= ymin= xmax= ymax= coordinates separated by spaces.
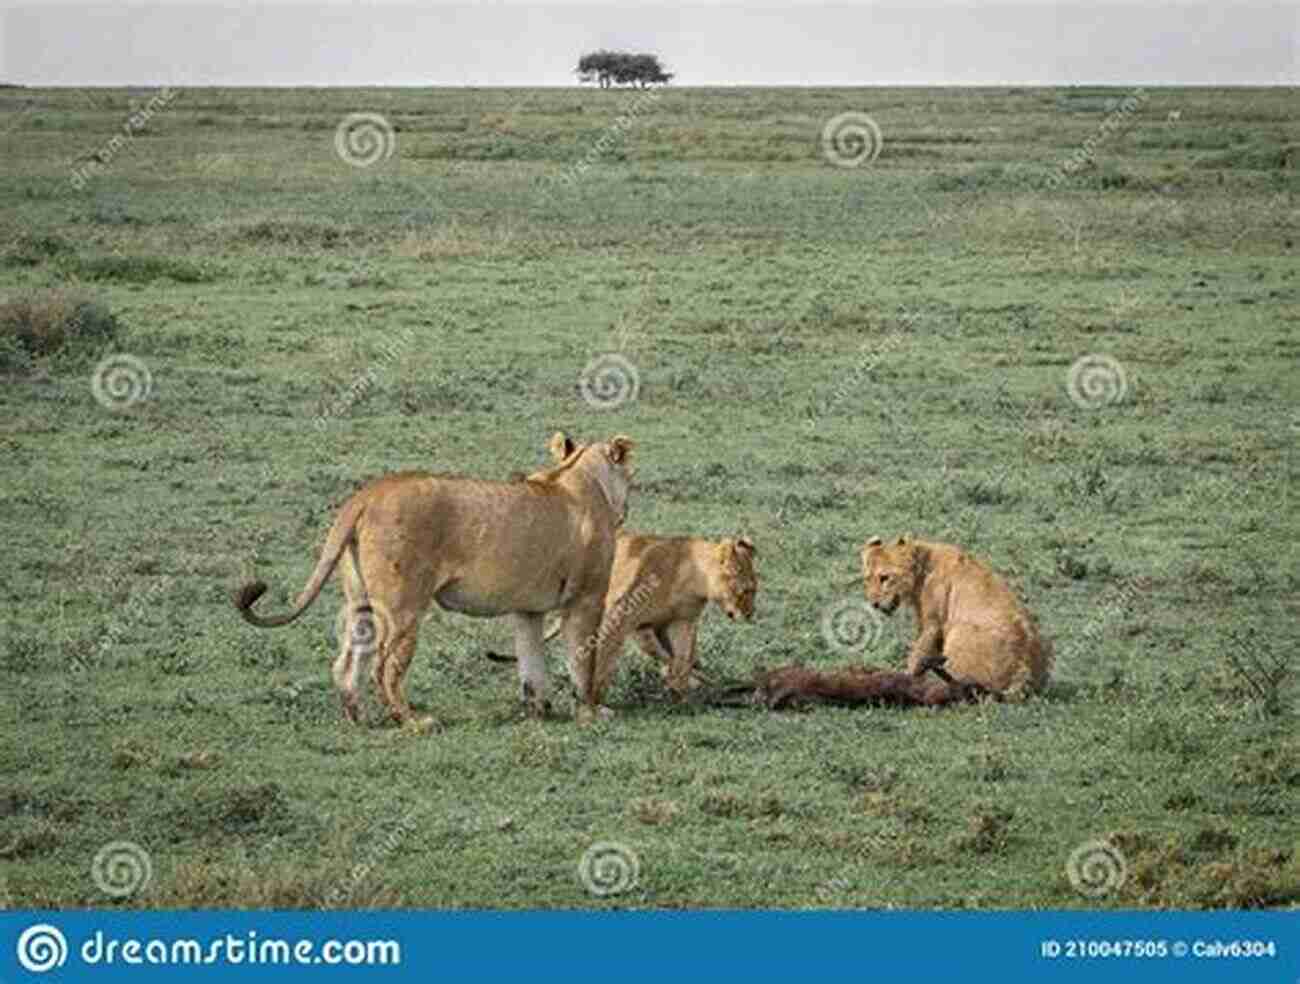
xmin=485 ymin=651 xmax=517 ymax=664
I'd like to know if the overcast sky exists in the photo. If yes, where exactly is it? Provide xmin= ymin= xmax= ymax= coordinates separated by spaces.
xmin=2 ymin=1 xmax=1295 ymax=86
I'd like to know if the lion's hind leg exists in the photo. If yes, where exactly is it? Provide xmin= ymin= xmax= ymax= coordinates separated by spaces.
xmin=332 ymin=557 xmax=373 ymax=724
xmin=332 ymin=627 xmax=361 ymax=724
xmin=378 ymin=618 xmax=422 ymax=726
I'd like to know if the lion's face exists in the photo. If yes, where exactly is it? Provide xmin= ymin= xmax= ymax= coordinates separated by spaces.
xmin=862 ymin=536 xmax=917 ymax=616
xmin=715 ymin=537 xmax=758 ymax=621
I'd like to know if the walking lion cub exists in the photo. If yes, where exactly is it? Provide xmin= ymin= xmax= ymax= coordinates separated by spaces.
xmin=861 ymin=535 xmax=1052 ymax=698
xmin=490 ymin=533 xmax=758 ymax=698
xmin=235 ymin=433 xmax=635 ymax=726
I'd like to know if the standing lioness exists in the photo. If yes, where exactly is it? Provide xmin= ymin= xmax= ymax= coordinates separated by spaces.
xmin=862 ymin=535 xmax=1052 ymax=698
xmin=235 ymin=433 xmax=635 ymax=725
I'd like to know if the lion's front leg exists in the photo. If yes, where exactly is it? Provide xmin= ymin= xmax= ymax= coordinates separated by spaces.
xmin=562 ymin=600 xmax=614 ymax=724
xmin=662 ymin=619 xmax=698 ymax=699
xmin=510 ymin=612 xmax=548 ymax=718
xmin=906 ymin=618 xmax=944 ymax=677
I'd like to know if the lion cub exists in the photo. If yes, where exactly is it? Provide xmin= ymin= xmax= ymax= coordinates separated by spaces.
xmin=493 ymin=534 xmax=757 ymax=698
xmin=595 ymin=533 xmax=758 ymax=696
xmin=861 ymin=535 xmax=1052 ymax=699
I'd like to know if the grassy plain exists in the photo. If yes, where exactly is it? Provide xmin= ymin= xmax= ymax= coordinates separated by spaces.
xmin=0 ymin=84 xmax=1296 ymax=909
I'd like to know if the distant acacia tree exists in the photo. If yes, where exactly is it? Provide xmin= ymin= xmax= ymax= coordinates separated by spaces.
xmin=576 ymin=51 xmax=673 ymax=88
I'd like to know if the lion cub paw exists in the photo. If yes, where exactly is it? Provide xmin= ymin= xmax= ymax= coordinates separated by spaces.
xmin=401 ymin=715 xmax=439 ymax=736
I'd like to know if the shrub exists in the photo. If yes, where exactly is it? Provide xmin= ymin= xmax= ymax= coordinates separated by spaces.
xmin=0 ymin=290 xmax=122 ymax=369
xmin=2 ymin=232 xmax=74 ymax=267
xmin=64 ymin=254 xmax=210 ymax=284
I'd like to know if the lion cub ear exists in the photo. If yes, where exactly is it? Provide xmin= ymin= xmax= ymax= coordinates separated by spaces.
xmin=548 ymin=431 xmax=577 ymax=461
xmin=865 ymin=535 xmax=883 ymax=549
xmin=606 ymin=435 xmax=635 ymax=465
xmin=736 ymin=536 xmax=756 ymax=555
xmin=895 ymin=534 xmax=912 ymax=547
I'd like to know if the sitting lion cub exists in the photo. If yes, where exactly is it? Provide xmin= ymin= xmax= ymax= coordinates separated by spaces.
xmin=492 ymin=533 xmax=757 ymax=698
xmin=861 ymin=535 xmax=1052 ymax=699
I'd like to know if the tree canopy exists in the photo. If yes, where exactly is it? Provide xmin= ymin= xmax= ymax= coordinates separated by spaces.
xmin=576 ymin=51 xmax=673 ymax=88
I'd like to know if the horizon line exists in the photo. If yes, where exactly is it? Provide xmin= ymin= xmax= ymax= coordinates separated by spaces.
xmin=4 ymin=81 xmax=1296 ymax=89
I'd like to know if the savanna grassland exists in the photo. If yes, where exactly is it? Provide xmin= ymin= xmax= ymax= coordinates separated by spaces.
xmin=0 ymin=84 xmax=1296 ymax=910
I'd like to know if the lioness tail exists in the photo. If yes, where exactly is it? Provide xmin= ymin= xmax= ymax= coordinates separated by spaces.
xmin=234 ymin=496 xmax=366 ymax=628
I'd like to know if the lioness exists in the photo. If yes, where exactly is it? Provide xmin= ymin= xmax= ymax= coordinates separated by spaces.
xmin=861 ymin=535 xmax=1052 ymax=698
xmin=234 ymin=433 xmax=635 ymax=726
xmin=496 ymin=533 xmax=758 ymax=697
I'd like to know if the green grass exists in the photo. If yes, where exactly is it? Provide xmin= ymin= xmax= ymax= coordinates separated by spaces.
xmin=0 ymin=85 xmax=1296 ymax=911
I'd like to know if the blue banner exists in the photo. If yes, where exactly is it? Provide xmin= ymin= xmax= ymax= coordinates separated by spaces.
xmin=2 ymin=911 xmax=1295 ymax=982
